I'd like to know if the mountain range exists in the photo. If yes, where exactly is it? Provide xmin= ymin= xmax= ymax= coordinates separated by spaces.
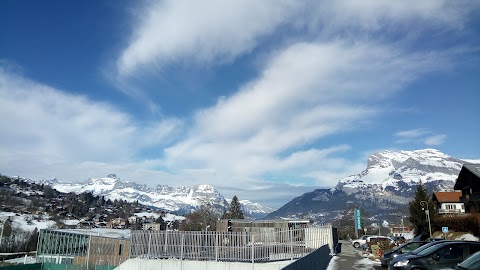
xmin=265 ymin=149 xmax=477 ymax=224
xmin=35 ymin=174 xmax=276 ymax=219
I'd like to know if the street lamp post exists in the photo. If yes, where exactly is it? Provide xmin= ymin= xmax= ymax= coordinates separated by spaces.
xmin=0 ymin=220 xmax=3 ymax=250
xmin=397 ymin=212 xmax=405 ymax=236
xmin=420 ymin=201 xmax=432 ymax=239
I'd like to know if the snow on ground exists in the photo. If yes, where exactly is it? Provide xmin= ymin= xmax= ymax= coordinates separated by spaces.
xmin=54 ymin=228 xmax=131 ymax=239
xmin=133 ymin=212 xmax=185 ymax=221
xmin=134 ymin=211 xmax=160 ymax=218
xmin=4 ymin=256 xmax=36 ymax=264
xmin=61 ymin=219 xmax=79 ymax=226
xmin=326 ymin=255 xmax=339 ymax=270
xmin=354 ymin=257 xmax=381 ymax=269
xmin=455 ymin=234 xmax=479 ymax=241
xmin=0 ymin=212 xmax=55 ymax=231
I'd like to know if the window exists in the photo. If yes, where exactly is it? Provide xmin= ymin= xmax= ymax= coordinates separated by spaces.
xmin=468 ymin=245 xmax=480 ymax=255
xmin=437 ymin=245 xmax=463 ymax=260
xmin=118 ymin=244 xmax=123 ymax=256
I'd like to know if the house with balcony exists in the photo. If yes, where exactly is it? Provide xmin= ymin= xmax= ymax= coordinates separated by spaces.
xmin=453 ymin=164 xmax=480 ymax=213
xmin=432 ymin=191 xmax=464 ymax=215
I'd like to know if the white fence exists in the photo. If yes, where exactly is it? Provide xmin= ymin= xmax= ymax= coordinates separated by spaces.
xmin=129 ymin=225 xmax=335 ymax=263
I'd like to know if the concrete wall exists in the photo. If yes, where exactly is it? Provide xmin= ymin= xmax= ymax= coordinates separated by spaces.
xmin=282 ymin=245 xmax=331 ymax=270
xmin=115 ymin=258 xmax=294 ymax=270
xmin=116 ymin=244 xmax=331 ymax=270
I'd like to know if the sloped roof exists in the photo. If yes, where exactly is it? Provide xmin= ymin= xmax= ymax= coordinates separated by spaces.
xmin=464 ymin=163 xmax=480 ymax=178
xmin=433 ymin=191 xmax=462 ymax=203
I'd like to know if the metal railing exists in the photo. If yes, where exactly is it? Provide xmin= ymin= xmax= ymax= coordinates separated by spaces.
xmin=130 ymin=225 xmax=334 ymax=263
xmin=438 ymin=209 xmax=464 ymax=214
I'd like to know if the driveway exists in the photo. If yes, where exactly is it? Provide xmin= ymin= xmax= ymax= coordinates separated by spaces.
xmin=327 ymin=240 xmax=384 ymax=270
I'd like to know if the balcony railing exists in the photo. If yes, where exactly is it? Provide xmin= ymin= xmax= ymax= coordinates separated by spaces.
xmin=438 ymin=209 xmax=463 ymax=214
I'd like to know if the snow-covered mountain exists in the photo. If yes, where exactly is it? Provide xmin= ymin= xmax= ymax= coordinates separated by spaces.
xmin=36 ymin=174 xmax=275 ymax=218
xmin=265 ymin=149 xmax=474 ymax=223
xmin=224 ymin=199 xmax=277 ymax=219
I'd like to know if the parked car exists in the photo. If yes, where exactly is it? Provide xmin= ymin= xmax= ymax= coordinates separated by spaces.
xmin=381 ymin=241 xmax=428 ymax=268
xmin=352 ymin=235 xmax=376 ymax=248
xmin=392 ymin=236 xmax=406 ymax=245
xmin=366 ymin=236 xmax=394 ymax=251
xmin=452 ymin=251 xmax=480 ymax=270
xmin=388 ymin=241 xmax=480 ymax=270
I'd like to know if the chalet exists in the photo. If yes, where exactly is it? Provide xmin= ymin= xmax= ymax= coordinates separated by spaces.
xmin=128 ymin=215 xmax=140 ymax=224
xmin=454 ymin=164 xmax=480 ymax=213
xmin=390 ymin=225 xmax=411 ymax=237
xmin=142 ymin=223 xmax=163 ymax=231
xmin=432 ymin=191 xmax=464 ymax=215
xmin=108 ymin=217 xmax=127 ymax=229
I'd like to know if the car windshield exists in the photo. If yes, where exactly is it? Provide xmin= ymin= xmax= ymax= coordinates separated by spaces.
xmin=458 ymin=251 xmax=480 ymax=269
xmin=401 ymin=242 xmax=425 ymax=252
xmin=411 ymin=241 xmax=444 ymax=255
xmin=416 ymin=242 xmax=447 ymax=256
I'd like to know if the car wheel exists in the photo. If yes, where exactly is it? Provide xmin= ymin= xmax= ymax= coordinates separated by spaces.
xmin=354 ymin=242 xmax=360 ymax=248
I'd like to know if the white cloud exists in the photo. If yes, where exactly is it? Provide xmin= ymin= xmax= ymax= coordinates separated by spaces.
xmin=0 ymin=68 xmax=183 ymax=183
xmin=424 ymin=134 xmax=447 ymax=146
xmin=395 ymin=128 xmax=430 ymax=139
xmin=116 ymin=0 xmax=477 ymax=77
xmin=395 ymin=129 xmax=447 ymax=146
xmin=162 ymin=40 xmax=446 ymax=185
xmin=118 ymin=0 xmax=303 ymax=75
xmin=309 ymin=0 xmax=475 ymax=32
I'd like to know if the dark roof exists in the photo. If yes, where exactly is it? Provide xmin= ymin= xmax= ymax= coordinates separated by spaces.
xmin=464 ymin=163 xmax=480 ymax=178
xmin=454 ymin=163 xmax=480 ymax=190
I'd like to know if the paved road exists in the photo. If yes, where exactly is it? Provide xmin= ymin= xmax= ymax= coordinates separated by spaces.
xmin=327 ymin=240 xmax=385 ymax=270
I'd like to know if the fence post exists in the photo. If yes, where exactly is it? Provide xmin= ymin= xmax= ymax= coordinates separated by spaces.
xmin=86 ymin=236 xmax=91 ymax=269
xmin=290 ymin=229 xmax=294 ymax=260
xmin=147 ymin=232 xmax=152 ymax=259
xmin=215 ymin=233 xmax=219 ymax=261
xmin=180 ymin=233 xmax=185 ymax=260
xmin=164 ymin=230 xmax=168 ymax=256
xmin=251 ymin=234 xmax=254 ymax=264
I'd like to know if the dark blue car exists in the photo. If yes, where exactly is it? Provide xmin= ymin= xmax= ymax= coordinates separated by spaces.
xmin=389 ymin=241 xmax=480 ymax=270
xmin=381 ymin=241 xmax=428 ymax=268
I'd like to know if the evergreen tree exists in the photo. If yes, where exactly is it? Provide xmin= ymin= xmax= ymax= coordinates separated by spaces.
xmin=222 ymin=196 xmax=244 ymax=219
xmin=408 ymin=181 xmax=436 ymax=238
xmin=26 ymin=228 xmax=39 ymax=251
xmin=179 ymin=205 xmax=218 ymax=231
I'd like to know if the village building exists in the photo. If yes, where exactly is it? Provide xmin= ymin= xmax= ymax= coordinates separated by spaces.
xmin=432 ymin=191 xmax=465 ymax=215
xmin=36 ymin=229 xmax=130 ymax=267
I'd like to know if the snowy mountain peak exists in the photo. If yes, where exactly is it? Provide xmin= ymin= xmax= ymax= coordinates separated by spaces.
xmin=194 ymin=184 xmax=217 ymax=194
xmin=339 ymin=149 xmax=464 ymax=189
xmin=86 ymin=176 xmax=119 ymax=186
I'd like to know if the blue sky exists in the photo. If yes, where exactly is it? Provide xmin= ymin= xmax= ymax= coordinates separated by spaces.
xmin=1 ymin=1 xmax=479 ymax=205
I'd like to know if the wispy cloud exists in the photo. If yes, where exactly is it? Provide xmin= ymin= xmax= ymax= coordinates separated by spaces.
xmin=117 ymin=0 xmax=303 ymax=76
xmin=424 ymin=134 xmax=447 ymax=146
xmin=395 ymin=128 xmax=447 ymax=146
xmin=116 ymin=0 xmax=478 ymax=78
xmin=0 ymin=67 xmax=183 ymax=182
xmin=395 ymin=128 xmax=430 ymax=139
xmin=162 ymin=40 xmax=448 ymax=185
